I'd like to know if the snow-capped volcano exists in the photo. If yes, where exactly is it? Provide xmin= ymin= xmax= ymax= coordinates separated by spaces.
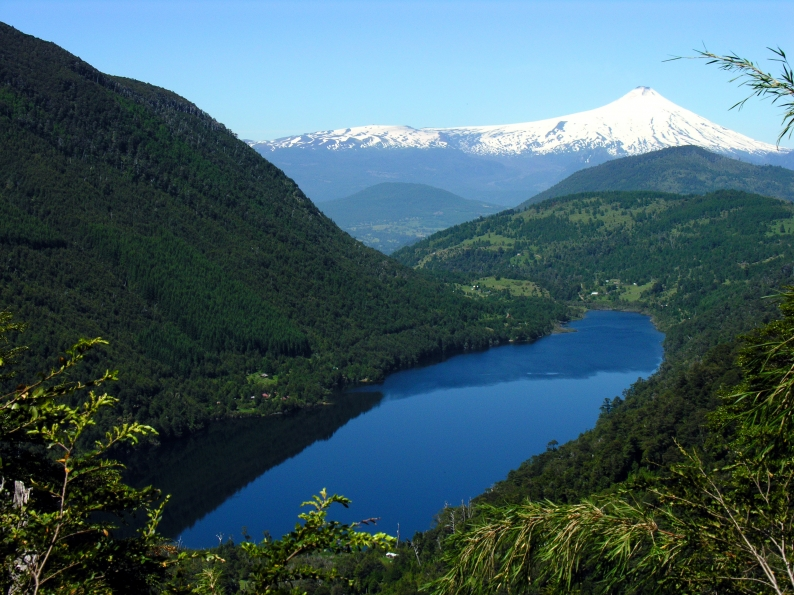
xmin=249 ymin=88 xmax=793 ymax=205
xmin=252 ymin=87 xmax=782 ymax=158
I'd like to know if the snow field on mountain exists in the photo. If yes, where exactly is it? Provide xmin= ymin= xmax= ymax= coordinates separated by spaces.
xmin=251 ymin=87 xmax=785 ymax=158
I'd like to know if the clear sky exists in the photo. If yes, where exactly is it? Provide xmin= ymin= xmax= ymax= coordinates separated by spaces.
xmin=2 ymin=1 xmax=792 ymax=146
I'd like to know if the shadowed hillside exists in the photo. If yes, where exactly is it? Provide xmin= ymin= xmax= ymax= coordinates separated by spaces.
xmin=0 ymin=23 xmax=567 ymax=436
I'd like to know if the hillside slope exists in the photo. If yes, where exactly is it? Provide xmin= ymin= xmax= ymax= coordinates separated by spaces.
xmin=394 ymin=190 xmax=794 ymax=363
xmin=520 ymin=146 xmax=794 ymax=207
xmin=0 ymin=23 xmax=567 ymax=436
xmin=319 ymin=183 xmax=501 ymax=253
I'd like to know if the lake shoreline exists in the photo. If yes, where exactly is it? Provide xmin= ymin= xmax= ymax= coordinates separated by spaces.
xmin=145 ymin=311 xmax=665 ymax=548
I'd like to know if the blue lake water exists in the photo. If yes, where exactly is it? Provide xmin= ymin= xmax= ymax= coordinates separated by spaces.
xmin=141 ymin=310 xmax=663 ymax=548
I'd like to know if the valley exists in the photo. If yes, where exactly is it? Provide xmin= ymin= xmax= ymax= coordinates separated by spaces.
xmin=5 ymin=15 xmax=794 ymax=595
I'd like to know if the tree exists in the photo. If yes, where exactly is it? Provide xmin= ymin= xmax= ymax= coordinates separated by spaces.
xmin=237 ymin=489 xmax=394 ymax=594
xmin=0 ymin=311 xmax=169 ymax=594
xmin=0 ymin=311 xmax=396 ymax=594
xmin=168 ymin=490 xmax=395 ymax=595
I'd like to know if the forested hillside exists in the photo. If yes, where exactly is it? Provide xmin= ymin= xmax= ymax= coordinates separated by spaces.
xmin=319 ymin=182 xmax=501 ymax=253
xmin=519 ymin=145 xmax=794 ymax=207
xmin=395 ymin=189 xmax=794 ymax=362
xmin=0 ymin=23 xmax=567 ymax=436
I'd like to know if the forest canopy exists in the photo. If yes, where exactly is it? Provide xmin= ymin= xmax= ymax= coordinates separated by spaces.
xmin=0 ymin=22 xmax=567 ymax=437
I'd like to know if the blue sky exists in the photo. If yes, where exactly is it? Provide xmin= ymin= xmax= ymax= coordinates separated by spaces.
xmin=2 ymin=1 xmax=792 ymax=146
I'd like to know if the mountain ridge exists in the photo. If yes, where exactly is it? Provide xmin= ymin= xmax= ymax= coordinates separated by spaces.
xmin=248 ymin=88 xmax=794 ymax=205
xmin=519 ymin=146 xmax=794 ymax=207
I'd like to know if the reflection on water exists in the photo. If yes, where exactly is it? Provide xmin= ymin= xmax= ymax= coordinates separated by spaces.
xmin=127 ymin=311 xmax=664 ymax=548
xmin=123 ymin=391 xmax=384 ymax=538
xmin=369 ymin=311 xmax=663 ymax=401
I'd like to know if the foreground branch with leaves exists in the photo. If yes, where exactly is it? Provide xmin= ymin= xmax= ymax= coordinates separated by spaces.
xmin=670 ymin=47 xmax=794 ymax=143
xmin=0 ymin=313 xmax=168 ymax=594
xmin=0 ymin=310 xmax=395 ymax=594
xmin=236 ymin=490 xmax=395 ymax=593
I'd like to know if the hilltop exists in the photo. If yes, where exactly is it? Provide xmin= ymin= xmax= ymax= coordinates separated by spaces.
xmin=519 ymin=145 xmax=794 ymax=207
xmin=319 ymin=183 xmax=501 ymax=253
xmin=0 ymin=23 xmax=567 ymax=436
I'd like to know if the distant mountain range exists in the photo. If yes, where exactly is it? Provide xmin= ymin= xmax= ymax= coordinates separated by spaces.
xmin=319 ymin=183 xmax=501 ymax=253
xmin=519 ymin=146 xmax=794 ymax=208
xmin=321 ymin=148 xmax=794 ymax=254
xmin=249 ymin=88 xmax=794 ymax=206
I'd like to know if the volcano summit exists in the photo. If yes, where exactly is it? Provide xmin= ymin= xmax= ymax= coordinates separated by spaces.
xmin=250 ymin=88 xmax=793 ymax=206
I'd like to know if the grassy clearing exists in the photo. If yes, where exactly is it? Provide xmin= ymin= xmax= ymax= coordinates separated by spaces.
xmin=578 ymin=279 xmax=655 ymax=304
xmin=246 ymin=372 xmax=278 ymax=390
xmin=459 ymin=234 xmax=516 ymax=250
xmin=620 ymin=281 xmax=655 ymax=302
xmin=459 ymin=277 xmax=548 ymax=298
xmin=521 ymin=197 xmax=673 ymax=233
xmin=767 ymin=217 xmax=794 ymax=236
xmin=238 ymin=373 xmax=279 ymax=412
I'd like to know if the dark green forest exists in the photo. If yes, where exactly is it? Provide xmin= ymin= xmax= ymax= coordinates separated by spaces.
xmin=520 ymin=145 xmax=794 ymax=207
xmin=0 ymin=23 xmax=566 ymax=437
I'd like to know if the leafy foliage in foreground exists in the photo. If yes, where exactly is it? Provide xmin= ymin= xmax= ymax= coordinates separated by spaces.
xmin=169 ymin=490 xmax=394 ymax=595
xmin=0 ymin=312 xmax=167 ymax=594
xmin=239 ymin=490 xmax=393 ymax=593
xmin=0 ymin=313 xmax=394 ymax=594
xmin=0 ymin=23 xmax=567 ymax=437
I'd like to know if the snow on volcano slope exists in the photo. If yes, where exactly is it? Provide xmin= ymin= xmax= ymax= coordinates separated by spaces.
xmin=251 ymin=87 xmax=785 ymax=158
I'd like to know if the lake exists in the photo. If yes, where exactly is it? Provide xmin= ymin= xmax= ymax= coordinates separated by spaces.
xmin=124 ymin=310 xmax=664 ymax=548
